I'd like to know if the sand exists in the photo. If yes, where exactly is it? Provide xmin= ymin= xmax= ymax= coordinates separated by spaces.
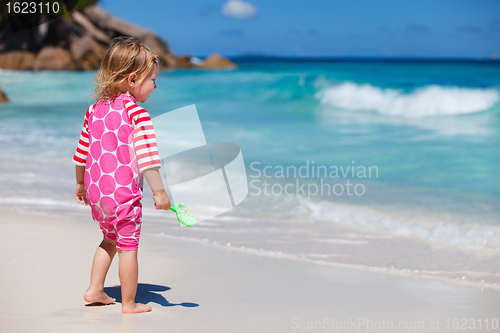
xmin=1 ymin=208 xmax=499 ymax=333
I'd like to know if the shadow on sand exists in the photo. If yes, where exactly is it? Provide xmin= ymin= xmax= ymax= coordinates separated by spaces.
xmin=85 ymin=283 xmax=198 ymax=308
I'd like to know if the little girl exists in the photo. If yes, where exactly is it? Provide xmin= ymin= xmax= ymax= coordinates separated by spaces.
xmin=73 ymin=36 xmax=170 ymax=314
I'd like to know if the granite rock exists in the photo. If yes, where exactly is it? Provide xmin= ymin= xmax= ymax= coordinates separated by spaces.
xmin=199 ymin=53 xmax=237 ymax=69
xmin=0 ymin=86 xmax=9 ymax=103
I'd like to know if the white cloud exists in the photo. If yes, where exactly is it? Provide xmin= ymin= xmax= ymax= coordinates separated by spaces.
xmin=221 ymin=0 xmax=257 ymax=19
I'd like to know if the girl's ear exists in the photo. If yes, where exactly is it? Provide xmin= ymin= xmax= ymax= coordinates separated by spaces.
xmin=127 ymin=73 xmax=138 ymax=87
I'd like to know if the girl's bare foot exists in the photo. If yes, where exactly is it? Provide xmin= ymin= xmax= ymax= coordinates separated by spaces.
xmin=84 ymin=289 xmax=116 ymax=304
xmin=122 ymin=302 xmax=152 ymax=314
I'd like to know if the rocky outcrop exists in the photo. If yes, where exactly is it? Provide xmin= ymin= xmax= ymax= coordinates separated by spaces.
xmin=0 ymin=5 xmax=192 ymax=70
xmin=0 ymin=86 xmax=9 ymax=103
xmin=199 ymin=53 xmax=237 ymax=70
xmin=0 ymin=50 xmax=36 ymax=70
xmin=33 ymin=46 xmax=75 ymax=70
xmin=80 ymin=6 xmax=193 ymax=69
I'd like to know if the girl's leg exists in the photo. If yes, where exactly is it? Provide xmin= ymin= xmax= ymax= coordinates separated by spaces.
xmin=118 ymin=249 xmax=151 ymax=314
xmin=84 ymin=239 xmax=117 ymax=304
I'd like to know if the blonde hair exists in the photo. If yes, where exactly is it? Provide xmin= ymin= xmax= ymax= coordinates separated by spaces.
xmin=93 ymin=36 xmax=158 ymax=101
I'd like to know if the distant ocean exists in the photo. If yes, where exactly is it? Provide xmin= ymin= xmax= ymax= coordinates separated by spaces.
xmin=1 ymin=58 xmax=499 ymax=287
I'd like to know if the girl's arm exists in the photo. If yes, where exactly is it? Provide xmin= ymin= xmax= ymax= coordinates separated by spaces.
xmin=75 ymin=165 xmax=88 ymax=205
xmin=143 ymin=167 xmax=171 ymax=210
xmin=124 ymin=100 xmax=169 ymax=210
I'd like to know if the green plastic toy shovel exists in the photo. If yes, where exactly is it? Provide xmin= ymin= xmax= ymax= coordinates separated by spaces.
xmin=170 ymin=203 xmax=197 ymax=227
xmin=154 ymin=198 xmax=197 ymax=227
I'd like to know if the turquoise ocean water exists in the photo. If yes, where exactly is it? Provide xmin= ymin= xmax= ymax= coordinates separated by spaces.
xmin=1 ymin=59 xmax=499 ymax=286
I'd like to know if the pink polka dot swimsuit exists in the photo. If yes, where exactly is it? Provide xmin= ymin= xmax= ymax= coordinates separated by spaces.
xmin=73 ymin=94 xmax=161 ymax=250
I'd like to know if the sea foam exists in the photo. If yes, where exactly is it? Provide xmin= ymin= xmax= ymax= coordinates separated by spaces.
xmin=297 ymin=196 xmax=500 ymax=249
xmin=316 ymin=83 xmax=499 ymax=117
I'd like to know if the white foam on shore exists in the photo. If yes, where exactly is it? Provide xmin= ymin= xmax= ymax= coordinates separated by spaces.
xmin=150 ymin=231 xmax=500 ymax=290
xmin=3 ymin=194 xmax=499 ymax=251
xmin=315 ymin=83 xmax=499 ymax=117
xmin=4 ymin=194 xmax=499 ymax=288
xmin=298 ymin=196 xmax=500 ymax=249
xmin=0 ymin=197 xmax=80 ymax=208
xmin=226 ymin=193 xmax=500 ymax=250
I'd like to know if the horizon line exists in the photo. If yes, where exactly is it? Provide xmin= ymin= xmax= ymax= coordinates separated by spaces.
xmin=192 ymin=54 xmax=499 ymax=62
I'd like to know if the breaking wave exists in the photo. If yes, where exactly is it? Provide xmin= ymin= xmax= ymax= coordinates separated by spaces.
xmin=316 ymin=82 xmax=499 ymax=117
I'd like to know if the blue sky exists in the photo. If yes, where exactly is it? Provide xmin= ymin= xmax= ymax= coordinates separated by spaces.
xmin=99 ymin=0 xmax=500 ymax=58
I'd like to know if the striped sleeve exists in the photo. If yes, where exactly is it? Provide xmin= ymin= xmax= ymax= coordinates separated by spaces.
xmin=72 ymin=106 xmax=92 ymax=166
xmin=125 ymin=99 xmax=162 ymax=172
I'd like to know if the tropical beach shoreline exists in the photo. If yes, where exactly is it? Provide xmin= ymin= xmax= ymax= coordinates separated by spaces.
xmin=1 ymin=208 xmax=499 ymax=333
xmin=1 ymin=0 xmax=499 ymax=330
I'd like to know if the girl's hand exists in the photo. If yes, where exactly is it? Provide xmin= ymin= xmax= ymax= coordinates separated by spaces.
xmin=153 ymin=189 xmax=171 ymax=210
xmin=75 ymin=183 xmax=88 ymax=206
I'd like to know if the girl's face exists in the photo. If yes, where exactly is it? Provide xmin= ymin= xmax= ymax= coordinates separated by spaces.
xmin=126 ymin=63 xmax=159 ymax=103
xmin=135 ymin=64 xmax=159 ymax=103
